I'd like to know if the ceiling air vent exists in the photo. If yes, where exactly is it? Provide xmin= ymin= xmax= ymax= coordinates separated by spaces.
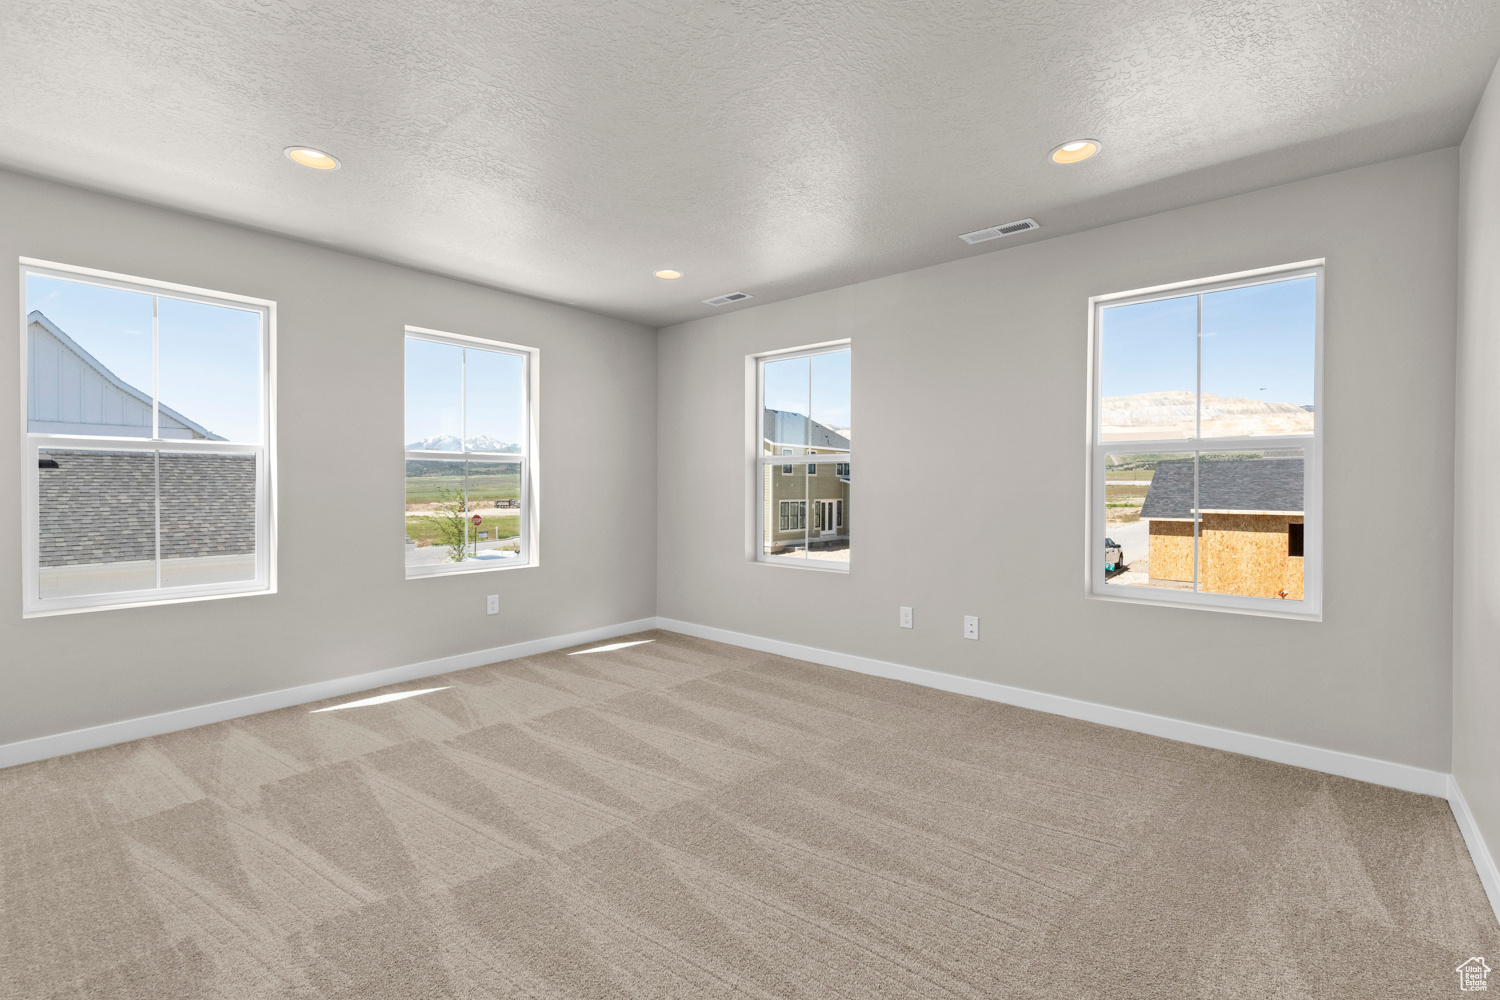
xmin=958 ymin=218 xmax=1040 ymax=245
xmin=703 ymin=291 xmax=752 ymax=307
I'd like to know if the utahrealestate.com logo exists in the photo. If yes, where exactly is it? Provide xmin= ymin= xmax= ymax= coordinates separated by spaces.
xmin=1457 ymin=957 xmax=1491 ymax=991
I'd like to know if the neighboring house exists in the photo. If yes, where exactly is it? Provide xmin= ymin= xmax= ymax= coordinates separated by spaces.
xmin=1139 ymin=456 xmax=1304 ymax=599
xmin=28 ymin=311 xmax=222 ymax=440
xmin=763 ymin=408 xmax=850 ymax=553
xmin=28 ymin=312 xmax=253 ymax=583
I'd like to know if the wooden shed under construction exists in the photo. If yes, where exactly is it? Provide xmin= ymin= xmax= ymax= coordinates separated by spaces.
xmin=1139 ymin=457 xmax=1305 ymax=600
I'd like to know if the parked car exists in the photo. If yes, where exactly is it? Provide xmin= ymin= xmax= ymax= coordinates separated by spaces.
xmin=1105 ymin=537 xmax=1124 ymax=573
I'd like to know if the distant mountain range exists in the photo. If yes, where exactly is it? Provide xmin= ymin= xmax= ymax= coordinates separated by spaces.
xmin=406 ymin=434 xmax=521 ymax=453
xmin=1101 ymin=391 xmax=1314 ymax=440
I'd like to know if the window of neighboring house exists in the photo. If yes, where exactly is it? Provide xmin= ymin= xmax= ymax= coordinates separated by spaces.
xmin=1091 ymin=262 xmax=1321 ymax=618
xmin=757 ymin=342 xmax=850 ymax=569
xmin=405 ymin=327 xmax=536 ymax=577
xmin=22 ymin=260 xmax=274 ymax=615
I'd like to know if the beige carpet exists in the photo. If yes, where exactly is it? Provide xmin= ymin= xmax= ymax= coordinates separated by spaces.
xmin=2 ymin=630 xmax=1495 ymax=999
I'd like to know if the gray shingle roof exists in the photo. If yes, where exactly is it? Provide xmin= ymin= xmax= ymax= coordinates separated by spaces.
xmin=1139 ymin=457 xmax=1303 ymax=518
xmin=763 ymin=409 xmax=849 ymax=450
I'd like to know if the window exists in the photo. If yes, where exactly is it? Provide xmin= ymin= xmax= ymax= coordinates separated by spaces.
xmin=757 ymin=343 xmax=850 ymax=568
xmin=22 ymin=260 xmax=273 ymax=615
xmin=404 ymin=327 xmax=536 ymax=577
xmin=1090 ymin=262 xmax=1320 ymax=617
xmin=778 ymin=500 xmax=806 ymax=531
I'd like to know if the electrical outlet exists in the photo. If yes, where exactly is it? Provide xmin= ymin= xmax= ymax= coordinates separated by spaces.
xmin=486 ymin=594 xmax=499 ymax=615
xmin=963 ymin=615 xmax=979 ymax=640
xmin=900 ymin=606 xmax=913 ymax=629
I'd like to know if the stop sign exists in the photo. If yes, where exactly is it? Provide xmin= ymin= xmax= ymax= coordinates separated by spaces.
xmin=471 ymin=514 xmax=482 ymax=526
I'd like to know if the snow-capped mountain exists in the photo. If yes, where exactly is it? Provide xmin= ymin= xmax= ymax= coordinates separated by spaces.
xmin=405 ymin=434 xmax=521 ymax=453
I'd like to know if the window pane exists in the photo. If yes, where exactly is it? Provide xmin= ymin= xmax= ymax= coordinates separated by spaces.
xmin=405 ymin=339 xmax=463 ymax=450
xmin=763 ymin=355 xmax=811 ymax=456
xmin=158 ymin=453 xmax=257 ymax=588
xmin=26 ymin=274 xmax=155 ymax=436
xmin=464 ymin=348 xmax=525 ymax=453
xmin=406 ymin=459 xmax=468 ymax=570
xmin=464 ymin=460 xmax=523 ymax=563
xmin=1099 ymin=294 xmax=1198 ymax=443
xmin=1200 ymin=277 xmax=1315 ymax=438
xmin=37 ymin=449 xmax=156 ymax=599
xmin=810 ymin=349 xmax=851 ymax=452
xmin=763 ymin=463 xmax=806 ymax=560
xmin=1105 ymin=453 xmax=1194 ymax=590
xmin=157 ymin=297 xmax=262 ymax=444
xmin=1195 ymin=450 xmax=1305 ymax=600
xmin=806 ymin=460 xmax=850 ymax=564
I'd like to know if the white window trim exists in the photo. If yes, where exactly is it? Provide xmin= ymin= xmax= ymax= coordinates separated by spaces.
xmin=404 ymin=325 xmax=539 ymax=579
xmin=753 ymin=340 xmax=851 ymax=572
xmin=1085 ymin=259 xmax=1324 ymax=620
xmin=20 ymin=258 xmax=277 ymax=617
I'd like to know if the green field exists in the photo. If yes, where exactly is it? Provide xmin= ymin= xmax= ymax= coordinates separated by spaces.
xmin=406 ymin=513 xmax=520 ymax=546
xmin=405 ymin=467 xmax=520 ymax=506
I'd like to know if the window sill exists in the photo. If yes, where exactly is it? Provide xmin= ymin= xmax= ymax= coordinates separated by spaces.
xmin=24 ymin=584 xmax=276 ymax=618
xmin=1088 ymin=588 xmax=1321 ymax=622
xmin=406 ymin=559 xmax=538 ymax=580
xmin=755 ymin=557 xmax=850 ymax=574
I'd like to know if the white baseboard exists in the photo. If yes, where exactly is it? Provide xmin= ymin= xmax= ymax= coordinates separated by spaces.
xmin=1448 ymin=775 xmax=1500 ymax=925
xmin=653 ymin=617 xmax=1451 ymax=798
xmin=0 ymin=617 xmax=658 ymax=770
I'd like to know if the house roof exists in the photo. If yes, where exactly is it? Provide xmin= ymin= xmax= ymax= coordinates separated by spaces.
xmin=763 ymin=409 xmax=849 ymax=451
xmin=29 ymin=310 xmax=223 ymax=440
xmin=1139 ymin=457 xmax=1303 ymax=518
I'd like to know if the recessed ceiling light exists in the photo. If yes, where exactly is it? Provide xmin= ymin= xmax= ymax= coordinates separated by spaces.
xmin=285 ymin=146 xmax=340 ymax=170
xmin=655 ymin=269 xmax=683 ymax=279
xmin=1050 ymin=139 xmax=1101 ymax=164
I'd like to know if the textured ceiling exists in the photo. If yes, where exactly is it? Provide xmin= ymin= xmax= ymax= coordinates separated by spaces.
xmin=0 ymin=1 xmax=1497 ymax=327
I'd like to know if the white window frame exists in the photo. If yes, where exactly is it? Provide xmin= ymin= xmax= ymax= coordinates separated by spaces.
xmin=404 ymin=325 xmax=539 ymax=579
xmin=1085 ymin=260 xmax=1323 ymax=620
xmin=20 ymin=258 xmax=277 ymax=617
xmin=754 ymin=340 xmax=851 ymax=572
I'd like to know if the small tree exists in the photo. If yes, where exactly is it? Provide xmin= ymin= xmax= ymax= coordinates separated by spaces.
xmin=423 ymin=488 xmax=468 ymax=563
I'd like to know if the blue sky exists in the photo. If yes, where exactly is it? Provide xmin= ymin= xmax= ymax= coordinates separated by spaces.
xmin=763 ymin=349 xmax=852 ymax=438
xmin=405 ymin=338 xmax=525 ymax=448
xmin=28 ymin=274 xmax=263 ymax=442
xmin=1100 ymin=275 xmax=1315 ymax=407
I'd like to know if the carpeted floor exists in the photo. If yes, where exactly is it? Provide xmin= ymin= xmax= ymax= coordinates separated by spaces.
xmin=2 ymin=630 xmax=1495 ymax=999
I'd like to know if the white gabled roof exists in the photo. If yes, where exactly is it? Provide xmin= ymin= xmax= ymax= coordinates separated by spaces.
xmin=28 ymin=310 xmax=222 ymax=440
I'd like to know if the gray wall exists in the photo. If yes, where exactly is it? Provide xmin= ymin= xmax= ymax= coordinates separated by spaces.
xmin=0 ymin=169 xmax=657 ymax=745
xmin=1455 ymin=59 xmax=1500 ymax=859
xmin=658 ymin=149 xmax=1458 ymax=772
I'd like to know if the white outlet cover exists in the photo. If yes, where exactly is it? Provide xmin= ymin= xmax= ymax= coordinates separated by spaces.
xmin=900 ymin=606 xmax=913 ymax=628
xmin=486 ymin=595 xmax=499 ymax=615
xmin=963 ymin=615 xmax=979 ymax=640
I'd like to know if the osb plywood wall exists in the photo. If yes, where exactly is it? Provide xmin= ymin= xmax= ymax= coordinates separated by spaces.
xmin=1147 ymin=515 xmax=1305 ymax=600
xmin=1200 ymin=514 xmax=1304 ymax=600
xmin=1148 ymin=520 xmax=1194 ymax=582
